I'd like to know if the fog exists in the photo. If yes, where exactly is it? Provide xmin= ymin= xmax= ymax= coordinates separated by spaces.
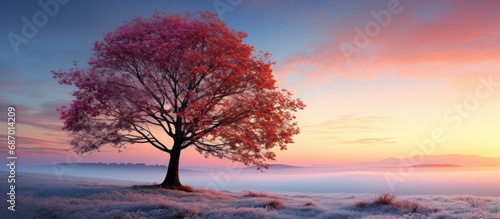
xmin=4 ymin=172 xmax=500 ymax=218
xmin=23 ymin=165 xmax=500 ymax=196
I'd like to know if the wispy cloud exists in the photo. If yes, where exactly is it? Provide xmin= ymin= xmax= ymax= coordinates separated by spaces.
xmin=277 ymin=1 xmax=500 ymax=87
xmin=17 ymin=135 xmax=66 ymax=145
xmin=0 ymin=134 xmax=68 ymax=155
xmin=339 ymin=137 xmax=396 ymax=145
xmin=17 ymin=147 xmax=69 ymax=155
xmin=0 ymin=98 xmax=68 ymax=155
xmin=0 ymin=97 xmax=65 ymax=132
xmin=303 ymin=115 xmax=395 ymax=132
xmin=302 ymin=115 xmax=398 ymax=145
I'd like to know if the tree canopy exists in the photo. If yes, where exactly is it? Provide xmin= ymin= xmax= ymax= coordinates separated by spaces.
xmin=53 ymin=12 xmax=305 ymax=186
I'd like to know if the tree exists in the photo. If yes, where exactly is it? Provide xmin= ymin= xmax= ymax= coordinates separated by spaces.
xmin=52 ymin=12 xmax=305 ymax=188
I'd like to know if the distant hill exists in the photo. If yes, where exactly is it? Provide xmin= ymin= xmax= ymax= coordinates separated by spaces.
xmin=417 ymin=154 xmax=500 ymax=167
xmin=52 ymin=162 xmax=167 ymax=168
xmin=337 ymin=154 xmax=500 ymax=169
xmin=42 ymin=154 xmax=500 ymax=171
xmin=411 ymin=164 xmax=462 ymax=168
xmin=43 ymin=162 xmax=198 ymax=172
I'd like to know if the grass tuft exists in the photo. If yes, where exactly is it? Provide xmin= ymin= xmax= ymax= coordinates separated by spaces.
xmin=263 ymin=199 xmax=286 ymax=210
xmin=373 ymin=192 xmax=396 ymax=205
xmin=303 ymin=201 xmax=316 ymax=207
xmin=355 ymin=193 xmax=438 ymax=214
xmin=244 ymin=191 xmax=271 ymax=198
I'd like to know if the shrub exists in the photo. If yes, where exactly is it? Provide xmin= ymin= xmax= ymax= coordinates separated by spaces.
xmin=244 ymin=191 xmax=270 ymax=198
xmin=264 ymin=199 xmax=286 ymax=210
xmin=374 ymin=193 xmax=396 ymax=205
xmin=355 ymin=193 xmax=438 ymax=214
xmin=303 ymin=201 xmax=316 ymax=207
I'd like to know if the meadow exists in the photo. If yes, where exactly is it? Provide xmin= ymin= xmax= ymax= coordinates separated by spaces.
xmin=2 ymin=170 xmax=500 ymax=219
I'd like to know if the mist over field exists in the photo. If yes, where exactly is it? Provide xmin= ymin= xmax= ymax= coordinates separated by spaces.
xmin=23 ymin=160 xmax=500 ymax=196
xmin=2 ymin=172 xmax=500 ymax=219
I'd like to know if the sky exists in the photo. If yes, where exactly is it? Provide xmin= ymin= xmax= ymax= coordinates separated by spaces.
xmin=1 ymin=0 xmax=500 ymax=168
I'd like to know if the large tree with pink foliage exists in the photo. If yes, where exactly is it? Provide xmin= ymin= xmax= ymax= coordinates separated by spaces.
xmin=53 ymin=12 xmax=305 ymax=187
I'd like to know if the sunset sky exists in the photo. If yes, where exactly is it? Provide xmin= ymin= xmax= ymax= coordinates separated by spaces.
xmin=1 ymin=0 xmax=499 ymax=168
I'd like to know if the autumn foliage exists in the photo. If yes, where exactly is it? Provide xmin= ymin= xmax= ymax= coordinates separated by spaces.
xmin=53 ymin=12 xmax=305 ymax=187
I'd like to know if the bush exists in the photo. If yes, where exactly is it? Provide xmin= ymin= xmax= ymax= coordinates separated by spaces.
xmin=244 ymin=191 xmax=271 ymax=198
xmin=355 ymin=193 xmax=438 ymax=214
xmin=373 ymin=193 xmax=396 ymax=205
xmin=264 ymin=199 xmax=286 ymax=210
xmin=303 ymin=201 xmax=316 ymax=207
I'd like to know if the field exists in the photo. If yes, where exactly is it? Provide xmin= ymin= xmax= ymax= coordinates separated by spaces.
xmin=2 ymin=172 xmax=500 ymax=219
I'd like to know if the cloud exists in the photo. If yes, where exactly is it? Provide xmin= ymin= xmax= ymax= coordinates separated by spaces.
xmin=0 ymin=134 xmax=64 ymax=146
xmin=0 ymin=134 xmax=68 ymax=155
xmin=0 ymin=97 xmax=65 ymax=132
xmin=277 ymin=1 xmax=500 ymax=87
xmin=0 ymin=95 xmax=30 ymax=120
xmin=302 ymin=115 xmax=398 ymax=145
xmin=339 ymin=137 xmax=396 ymax=145
xmin=17 ymin=147 xmax=69 ymax=155
xmin=0 ymin=96 xmax=68 ymax=155
xmin=303 ymin=114 xmax=396 ymax=133
xmin=17 ymin=135 xmax=67 ymax=145
xmin=22 ymin=101 xmax=65 ymax=131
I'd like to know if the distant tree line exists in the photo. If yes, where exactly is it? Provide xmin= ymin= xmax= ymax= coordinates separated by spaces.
xmin=54 ymin=162 xmax=167 ymax=168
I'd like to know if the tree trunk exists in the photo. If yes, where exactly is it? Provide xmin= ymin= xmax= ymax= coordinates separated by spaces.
xmin=161 ymin=145 xmax=182 ymax=187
